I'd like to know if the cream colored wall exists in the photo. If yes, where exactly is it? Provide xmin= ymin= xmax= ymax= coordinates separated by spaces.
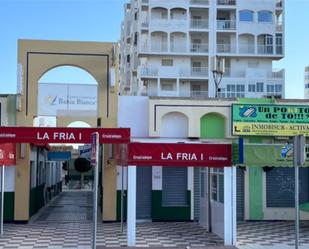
xmin=16 ymin=40 xmax=119 ymax=221
xmin=148 ymin=98 xmax=236 ymax=138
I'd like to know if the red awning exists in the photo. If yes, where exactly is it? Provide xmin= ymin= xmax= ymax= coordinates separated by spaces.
xmin=128 ymin=142 xmax=232 ymax=167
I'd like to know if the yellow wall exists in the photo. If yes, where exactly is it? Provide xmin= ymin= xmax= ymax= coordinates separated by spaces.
xmin=16 ymin=39 xmax=119 ymax=221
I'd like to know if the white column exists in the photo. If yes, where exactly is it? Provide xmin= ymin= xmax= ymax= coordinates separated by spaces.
xmin=127 ymin=165 xmax=136 ymax=247
xmin=176 ymin=78 xmax=180 ymax=96
xmin=224 ymin=166 xmax=236 ymax=246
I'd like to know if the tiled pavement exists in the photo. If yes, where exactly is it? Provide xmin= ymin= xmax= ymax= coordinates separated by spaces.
xmin=237 ymin=220 xmax=309 ymax=249
xmin=3 ymin=190 xmax=309 ymax=249
xmin=0 ymin=191 xmax=228 ymax=249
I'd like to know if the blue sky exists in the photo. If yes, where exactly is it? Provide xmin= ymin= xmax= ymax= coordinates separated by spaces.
xmin=0 ymin=0 xmax=308 ymax=99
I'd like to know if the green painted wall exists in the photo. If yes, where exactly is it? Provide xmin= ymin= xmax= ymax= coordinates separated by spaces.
xmin=249 ymin=167 xmax=264 ymax=220
xmin=116 ymin=190 xmax=191 ymax=221
xmin=116 ymin=190 xmax=127 ymax=221
xmin=4 ymin=192 xmax=14 ymax=221
xmin=152 ymin=190 xmax=191 ymax=221
xmin=29 ymin=184 xmax=45 ymax=217
xmin=200 ymin=113 xmax=225 ymax=139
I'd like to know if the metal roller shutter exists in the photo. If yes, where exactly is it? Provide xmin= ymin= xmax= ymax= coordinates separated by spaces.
xmin=266 ymin=167 xmax=309 ymax=207
xmin=162 ymin=167 xmax=188 ymax=206
xmin=194 ymin=167 xmax=200 ymax=220
xmin=136 ymin=167 xmax=152 ymax=219
xmin=236 ymin=167 xmax=244 ymax=221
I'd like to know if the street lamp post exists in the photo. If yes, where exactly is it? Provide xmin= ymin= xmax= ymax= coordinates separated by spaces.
xmin=211 ymin=56 xmax=225 ymax=98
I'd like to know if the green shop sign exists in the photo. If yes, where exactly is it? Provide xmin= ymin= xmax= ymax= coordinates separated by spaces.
xmin=244 ymin=144 xmax=309 ymax=167
xmin=232 ymin=104 xmax=309 ymax=136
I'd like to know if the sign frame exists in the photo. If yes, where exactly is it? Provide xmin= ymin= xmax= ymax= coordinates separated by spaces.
xmin=232 ymin=103 xmax=309 ymax=137
xmin=0 ymin=127 xmax=130 ymax=144
xmin=128 ymin=142 xmax=232 ymax=167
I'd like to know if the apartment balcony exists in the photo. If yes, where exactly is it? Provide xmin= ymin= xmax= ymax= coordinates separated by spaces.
xmin=171 ymin=43 xmax=187 ymax=53
xmin=140 ymin=67 xmax=158 ymax=77
xmin=217 ymin=0 xmax=236 ymax=6
xmin=190 ymin=19 xmax=209 ymax=29
xmin=179 ymin=67 xmax=209 ymax=78
xmin=217 ymin=43 xmax=236 ymax=53
xmin=268 ymin=69 xmax=285 ymax=79
xmin=190 ymin=43 xmax=208 ymax=53
xmin=223 ymin=68 xmax=246 ymax=78
xmin=276 ymin=23 xmax=283 ymax=32
xmin=149 ymin=18 xmax=187 ymax=30
xmin=180 ymin=91 xmax=209 ymax=98
xmin=190 ymin=0 xmax=209 ymax=5
xmin=140 ymin=66 xmax=209 ymax=79
xmin=217 ymin=20 xmax=236 ymax=30
xmin=223 ymin=68 xmax=285 ymax=80
xmin=238 ymin=44 xmax=255 ymax=54
xmin=151 ymin=43 xmax=168 ymax=52
xmin=257 ymin=45 xmax=275 ymax=55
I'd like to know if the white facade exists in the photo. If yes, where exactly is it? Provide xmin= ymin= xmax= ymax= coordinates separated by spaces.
xmin=305 ymin=66 xmax=309 ymax=99
xmin=120 ymin=0 xmax=285 ymax=99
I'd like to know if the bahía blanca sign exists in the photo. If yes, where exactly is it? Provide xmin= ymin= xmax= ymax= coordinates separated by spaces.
xmin=232 ymin=104 xmax=309 ymax=136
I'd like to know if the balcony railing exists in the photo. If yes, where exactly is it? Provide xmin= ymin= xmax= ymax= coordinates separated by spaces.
xmin=217 ymin=0 xmax=236 ymax=5
xmin=171 ymin=43 xmax=187 ymax=52
xmin=140 ymin=67 xmax=158 ymax=77
xmin=217 ymin=20 xmax=236 ymax=30
xmin=190 ymin=19 xmax=209 ymax=29
xmin=238 ymin=44 xmax=255 ymax=54
xmin=191 ymin=91 xmax=209 ymax=97
xmin=217 ymin=43 xmax=236 ymax=53
xmin=223 ymin=68 xmax=246 ymax=78
xmin=269 ymin=69 xmax=285 ymax=79
xmin=141 ymin=21 xmax=149 ymax=28
xmin=276 ymin=24 xmax=283 ymax=32
xmin=223 ymin=68 xmax=285 ymax=79
xmin=151 ymin=43 xmax=168 ymax=52
xmin=257 ymin=45 xmax=274 ymax=55
xmin=179 ymin=90 xmax=209 ymax=98
xmin=190 ymin=43 xmax=208 ymax=53
xmin=180 ymin=67 xmax=209 ymax=77
xmin=190 ymin=0 xmax=209 ymax=5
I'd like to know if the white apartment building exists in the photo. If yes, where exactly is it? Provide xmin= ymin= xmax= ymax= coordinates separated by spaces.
xmin=305 ymin=66 xmax=309 ymax=99
xmin=120 ymin=0 xmax=285 ymax=98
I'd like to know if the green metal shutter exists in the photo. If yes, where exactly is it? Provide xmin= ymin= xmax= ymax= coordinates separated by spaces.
xmin=194 ymin=167 xmax=200 ymax=220
xmin=162 ymin=167 xmax=188 ymax=206
xmin=136 ymin=167 xmax=152 ymax=219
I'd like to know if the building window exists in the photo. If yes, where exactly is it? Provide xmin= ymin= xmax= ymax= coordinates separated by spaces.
xmin=239 ymin=10 xmax=254 ymax=22
xmin=227 ymin=84 xmax=245 ymax=98
xmin=126 ymin=55 xmax=130 ymax=63
xmin=267 ymin=84 xmax=274 ymax=93
xmin=258 ymin=10 xmax=273 ymax=23
xmin=256 ymin=82 xmax=264 ymax=92
xmin=161 ymin=83 xmax=174 ymax=91
xmin=161 ymin=59 xmax=173 ymax=66
xmin=248 ymin=84 xmax=256 ymax=92
xmin=275 ymin=84 xmax=282 ymax=93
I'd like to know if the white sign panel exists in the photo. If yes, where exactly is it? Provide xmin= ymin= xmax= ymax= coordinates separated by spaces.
xmin=38 ymin=83 xmax=97 ymax=117
xmin=79 ymin=144 xmax=91 ymax=159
